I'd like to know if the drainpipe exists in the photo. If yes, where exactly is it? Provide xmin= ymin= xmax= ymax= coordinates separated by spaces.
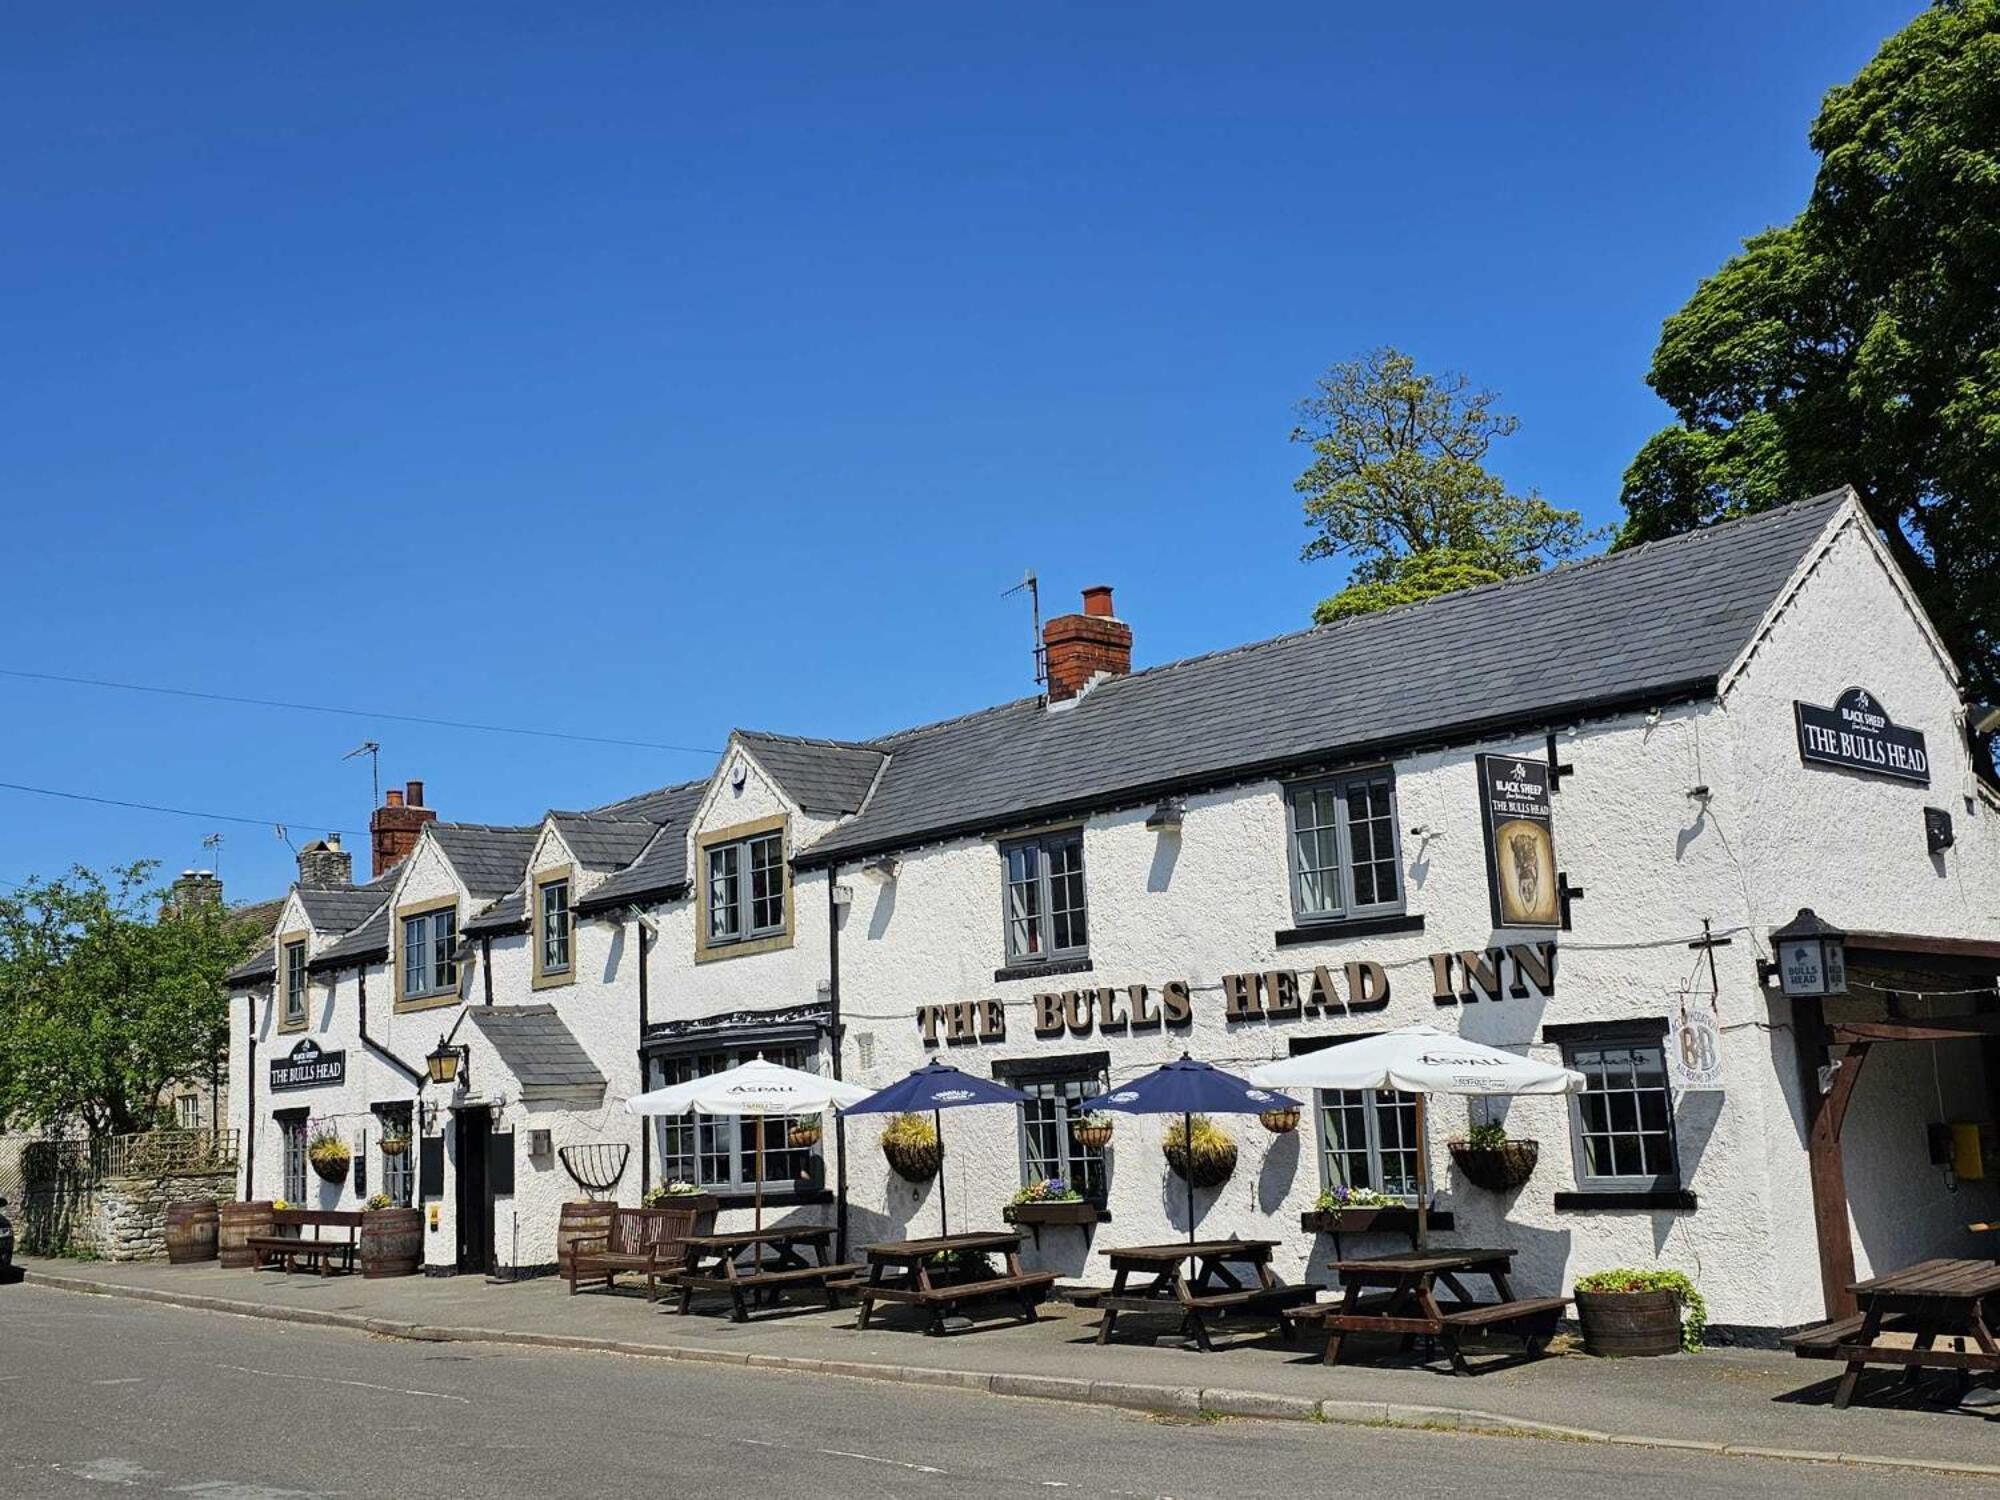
xmin=357 ymin=962 xmax=426 ymax=1090
xmin=481 ymin=937 xmax=494 ymax=1006
xmin=828 ymin=864 xmax=847 ymax=1261
xmin=243 ymin=993 xmax=257 ymax=1200
xmin=636 ymin=913 xmax=652 ymax=1196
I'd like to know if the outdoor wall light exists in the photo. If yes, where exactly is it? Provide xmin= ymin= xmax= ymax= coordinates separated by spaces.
xmin=863 ymin=855 xmax=901 ymax=882
xmin=1145 ymin=797 xmax=1186 ymax=831
xmin=425 ymin=1036 xmax=466 ymax=1088
xmin=1759 ymin=908 xmax=1848 ymax=998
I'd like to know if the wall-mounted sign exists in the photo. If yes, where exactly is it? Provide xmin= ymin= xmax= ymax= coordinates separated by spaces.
xmin=270 ymin=1037 xmax=345 ymax=1092
xmin=1477 ymin=754 xmax=1558 ymax=929
xmin=1668 ymin=1002 xmax=1723 ymax=1092
xmin=1795 ymin=687 xmax=1929 ymax=785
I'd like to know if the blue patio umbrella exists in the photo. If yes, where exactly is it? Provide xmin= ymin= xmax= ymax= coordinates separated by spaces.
xmin=1083 ymin=1055 xmax=1300 ymax=1244
xmin=840 ymin=1060 xmax=1028 ymax=1236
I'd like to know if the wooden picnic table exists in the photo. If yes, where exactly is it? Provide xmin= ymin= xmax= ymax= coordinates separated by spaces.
xmin=1787 ymin=1257 xmax=2000 ymax=1409
xmin=1082 ymin=1238 xmax=1319 ymax=1352
xmin=673 ymin=1225 xmax=863 ymax=1322
xmin=855 ymin=1229 xmax=1056 ymax=1336
xmin=1287 ymin=1246 xmax=1565 ymax=1373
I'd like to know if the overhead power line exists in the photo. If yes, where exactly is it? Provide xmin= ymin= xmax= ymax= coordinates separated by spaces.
xmin=0 ymin=668 xmax=721 ymax=755
xmin=0 ymin=779 xmax=343 ymax=832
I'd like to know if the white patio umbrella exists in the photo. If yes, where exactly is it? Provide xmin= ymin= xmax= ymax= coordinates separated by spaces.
xmin=624 ymin=1055 xmax=871 ymax=1231
xmin=1247 ymin=1025 xmax=1584 ymax=1247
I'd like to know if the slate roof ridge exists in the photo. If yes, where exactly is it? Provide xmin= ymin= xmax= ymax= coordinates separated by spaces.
xmin=736 ymin=727 xmax=881 ymax=752
xmin=585 ymin=776 xmax=710 ymax=820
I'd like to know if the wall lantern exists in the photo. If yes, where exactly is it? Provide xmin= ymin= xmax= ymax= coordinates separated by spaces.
xmin=1760 ymin=908 xmax=1848 ymax=999
xmin=863 ymin=855 xmax=901 ymax=882
xmin=1145 ymin=797 xmax=1186 ymax=832
xmin=426 ymin=1036 xmax=466 ymax=1089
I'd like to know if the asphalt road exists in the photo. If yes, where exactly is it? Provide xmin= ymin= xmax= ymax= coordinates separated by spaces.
xmin=0 ymin=1285 xmax=1985 ymax=1499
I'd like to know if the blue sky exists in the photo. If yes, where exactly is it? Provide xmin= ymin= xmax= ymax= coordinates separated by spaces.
xmin=0 ymin=1 xmax=1914 ymax=903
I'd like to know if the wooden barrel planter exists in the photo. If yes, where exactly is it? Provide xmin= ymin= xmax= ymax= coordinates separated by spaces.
xmin=360 ymin=1207 xmax=423 ymax=1278
xmin=217 ymin=1200 xmax=273 ymax=1268
xmin=1576 ymin=1289 xmax=1684 ymax=1357
xmin=164 ymin=1198 xmax=219 ymax=1264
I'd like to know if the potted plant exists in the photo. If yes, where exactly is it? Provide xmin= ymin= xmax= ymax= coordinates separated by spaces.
xmin=881 ymin=1112 xmax=941 ymax=1182
xmin=787 ymin=1118 xmax=823 ymax=1149
xmin=306 ymin=1127 xmax=350 ymax=1185
xmin=1259 ymin=1104 xmax=1301 ymax=1135
xmin=1301 ymin=1184 xmax=1404 ymax=1233
xmin=1072 ymin=1112 xmax=1115 ymax=1150
xmin=1573 ymin=1268 xmax=1707 ymax=1356
xmin=643 ymin=1180 xmax=721 ymax=1216
xmin=379 ymin=1130 xmax=411 ymax=1159
xmin=1448 ymin=1121 xmax=1540 ymax=1191
xmin=1162 ymin=1114 xmax=1237 ymax=1189
xmin=1003 ymin=1176 xmax=1098 ymax=1229
xmin=360 ymin=1194 xmax=422 ymax=1277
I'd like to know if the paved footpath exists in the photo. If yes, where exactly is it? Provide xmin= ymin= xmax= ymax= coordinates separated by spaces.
xmin=14 ymin=1256 xmax=1999 ymax=1479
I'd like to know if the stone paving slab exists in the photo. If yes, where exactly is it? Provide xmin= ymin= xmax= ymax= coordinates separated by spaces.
xmin=16 ymin=1257 xmax=1999 ymax=1475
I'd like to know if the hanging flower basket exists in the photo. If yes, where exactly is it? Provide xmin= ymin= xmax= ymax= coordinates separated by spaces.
xmin=379 ymin=1136 xmax=410 ymax=1159
xmin=1073 ymin=1112 xmax=1114 ymax=1150
xmin=1448 ymin=1138 xmax=1540 ymax=1191
xmin=307 ymin=1135 xmax=350 ymax=1185
xmin=1162 ymin=1115 xmax=1237 ymax=1189
xmin=1259 ymin=1106 xmax=1301 ymax=1135
xmin=881 ymin=1113 xmax=941 ymax=1182
xmin=787 ymin=1121 xmax=823 ymax=1149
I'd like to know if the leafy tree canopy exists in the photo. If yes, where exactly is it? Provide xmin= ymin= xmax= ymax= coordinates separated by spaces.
xmin=1294 ymin=347 xmax=1597 ymax=622
xmin=1621 ymin=0 xmax=2000 ymax=703
xmin=0 ymin=862 xmax=258 ymax=1139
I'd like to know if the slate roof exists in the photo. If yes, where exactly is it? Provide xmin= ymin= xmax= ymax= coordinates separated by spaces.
xmin=225 ymin=946 xmax=276 ymax=985
xmin=799 ymin=491 xmax=1852 ymax=865
xmin=308 ymin=902 xmax=391 ymax=972
xmin=297 ymin=881 xmax=393 ymax=935
xmin=736 ymin=731 xmax=885 ymax=817
xmin=461 ymin=886 xmax=530 ymax=937
xmin=550 ymin=814 xmax=661 ymax=871
xmin=467 ymin=1004 xmax=607 ymax=1108
xmin=573 ymin=781 xmax=709 ymax=911
xmin=429 ymin=823 xmax=540 ymax=899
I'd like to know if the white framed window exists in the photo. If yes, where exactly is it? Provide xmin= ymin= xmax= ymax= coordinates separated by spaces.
xmin=1562 ymin=1033 xmax=1679 ymax=1190
xmin=652 ymin=1043 xmax=818 ymax=1191
xmin=538 ymin=877 xmax=571 ymax=977
xmin=1000 ymin=830 xmax=1087 ymax=964
xmin=1286 ymin=768 xmax=1403 ymax=923
xmin=376 ymin=1105 xmax=414 ymax=1208
xmin=176 ymin=1095 xmax=201 ymax=1131
xmin=282 ymin=940 xmax=309 ymax=1026
xmin=1317 ymin=1088 xmax=1422 ymax=1199
xmin=278 ymin=1114 xmax=308 ymax=1203
xmin=705 ymin=832 xmax=785 ymax=946
xmin=401 ymin=908 xmax=458 ymax=1000
xmin=996 ymin=1054 xmax=1108 ymax=1202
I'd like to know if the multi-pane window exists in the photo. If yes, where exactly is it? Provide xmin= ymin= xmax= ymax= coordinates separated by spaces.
xmin=401 ymin=908 xmax=458 ymax=1000
xmin=1013 ymin=1066 xmax=1109 ymax=1202
xmin=653 ymin=1044 xmax=817 ymax=1190
xmin=377 ymin=1106 xmax=414 ymax=1208
xmin=176 ymin=1095 xmax=201 ymax=1131
xmin=1318 ymin=1088 xmax=1422 ymax=1199
xmin=539 ymin=878 xmax=571 ymax=977
xmin=1001 ymin=831 xmax=1088 ymax=964
xmin=282 ymin=940 xmax=309 ymax=1025
xmin=1288 ymin=770 xmax=1402 ymax=922
xmin=706 ymin=832 xmax=786 ymax=946
xmin=1565 ymin=1041 xmax=1678 ymax=1188
xmin=279 ymin=1116 xmax=308 ymax=1204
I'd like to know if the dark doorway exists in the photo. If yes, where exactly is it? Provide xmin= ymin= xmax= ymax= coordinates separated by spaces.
xmin=454 ymin=1109 xmax=492 ymax=1276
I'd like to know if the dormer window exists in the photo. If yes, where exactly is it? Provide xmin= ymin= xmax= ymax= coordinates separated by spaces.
xmin=534 ymin=871 xmax=572 ymax=988
xmin=696 ymin=816 xmax=791 ymax=959
xmin=281 ymin=938 xmax=309 ymax=1029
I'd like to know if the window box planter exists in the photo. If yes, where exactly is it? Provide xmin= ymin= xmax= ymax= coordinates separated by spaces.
xmin=1448 ymin=1139 xmax=1540 ymax=1192
xmin=1300 ymin=1207 xmax=1455 ymax=1235
xmin=1004 ymin=1199 xmax=1099 ymax=1228
xmin=644 ymin=1191 xmax=722 ymax=1215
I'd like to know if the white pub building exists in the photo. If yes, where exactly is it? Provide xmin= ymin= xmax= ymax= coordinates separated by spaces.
xmin=227 ymin=489 xmax=2000 ymax=1340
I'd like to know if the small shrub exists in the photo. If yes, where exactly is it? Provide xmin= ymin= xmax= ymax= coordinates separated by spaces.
xmin=1574 ymin=1268 xmax=1707 ymax=1352
xmin=365 ymin=1193 xmax=392 ymax=1211
xmin=1162 ymin=1115 xmax=1238 ymax=1187
xmin=1011 ymin=1176 xmax=1081 ymax=1205
xmin=881 ymin=1113 xmax=938 ymax=1150
xmin=1312 ymin=1184 xmax=1397 ymax=1211
xmin=1464 ymin=1121 xmax=1509 ymax=1150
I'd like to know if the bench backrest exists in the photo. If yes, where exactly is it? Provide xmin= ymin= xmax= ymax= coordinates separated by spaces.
xmin=273 ymin=1208 xmax=364 ymax=1230
xmin=611 ymin=1204 xmax=712 ymax=1258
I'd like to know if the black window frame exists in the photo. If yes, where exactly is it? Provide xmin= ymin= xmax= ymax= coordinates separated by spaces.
xmin=649 ymin=1041 xmax=822 ymax=1192
xmin=999 ymin=829 xmax=1088 ymax=966
xmin=993 ymin=1052 xmax=1110 ymax=1204
xmin=538 ymin=876 xmax=572 ymax=977
xmin=374 ymin=1103 xmax=414 ymax=1208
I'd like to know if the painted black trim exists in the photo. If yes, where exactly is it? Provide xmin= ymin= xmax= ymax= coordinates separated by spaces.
xmin=793 ymin=680 xmax=1719 ymax=871
xmin=710 ymin=1188 xmax=835 ymax=1210
xmin=1542 ymin=1017 xmax=1669 ymax=1044
xmin=994 ymin=956 xmax=1094 ymax=984
xmin=991 ymin=1050 xmax=1111 ymax=1084
xmin=1275 ymin=913 xmax=1425 ymax=946
xmin=1553 ymin=1190 xmax=1696 ymax=1211
xmin=574 ymin=880 xmax=688 ymax=916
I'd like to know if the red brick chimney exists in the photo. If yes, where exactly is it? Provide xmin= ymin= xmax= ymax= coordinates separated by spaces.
xmin=370 ymin=779 xmax=436 ymax=878
xmin=1044 ymin=585 xmax=1133 ymax=702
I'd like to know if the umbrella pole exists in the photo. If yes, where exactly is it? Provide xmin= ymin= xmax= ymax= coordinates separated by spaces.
xmin=1415 ymin=1094 xmax=1429 ymax=1251
xmin=755 ymin=1112 xmax=765 ymax=1235
xmin=1185 ymin=1110 xmax=1195 ymax=1246
xmin=934 ymin=1108 xmax=948 ymax=1238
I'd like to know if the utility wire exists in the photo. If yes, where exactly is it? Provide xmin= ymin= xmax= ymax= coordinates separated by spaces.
xmin=0 ymin=779 xmax=342 ymax=832
xmin=0 ymin=667 xmax=720 ymax=755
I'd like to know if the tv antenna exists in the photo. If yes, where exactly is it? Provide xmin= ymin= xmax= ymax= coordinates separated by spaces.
xmin=1002 ymin=569 xmax=1044 ymax=691
xmin=200 ymin=831 xmax=223 ymax=877
xmin=343 ymin=740 xmax=380 ymax=825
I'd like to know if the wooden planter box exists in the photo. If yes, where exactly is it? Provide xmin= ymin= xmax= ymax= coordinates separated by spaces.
xmin=647 ymin=1192 xmax=721 ymax=1216
xmin=1004 ymin=1200 xmax=1099 ymax=1228
xmin=1300 ymin=1207 xmax=1455 ymax=1235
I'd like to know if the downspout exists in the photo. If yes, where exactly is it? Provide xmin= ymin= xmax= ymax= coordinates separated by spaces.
xmin=243 ymin=992 xmax=257 ymax=1200
xmin=357 ymin=962 xmax=426 ymax=1090
xmin=828 ymin=863 xmax=847 ymax=1261
xmin=636 ymin=914 xmax=651 ymax=1196
xmin=481 ymin=937 xmax=494 ymax=1006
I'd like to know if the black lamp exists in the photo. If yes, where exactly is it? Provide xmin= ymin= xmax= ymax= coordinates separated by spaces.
xmin=1760 ymin=908 xmax=1848 ymax=998
xmin=426 ymin=1035 xmax=465 ymax=1088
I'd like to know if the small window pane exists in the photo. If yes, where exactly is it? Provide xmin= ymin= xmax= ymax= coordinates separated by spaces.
xmin=708 ymin=846 xmax=740 ymax=940
xmin=541 ymin=880 xmax=571 ymax=973
xmin=748 ymin=834 xmax=785 ymax=933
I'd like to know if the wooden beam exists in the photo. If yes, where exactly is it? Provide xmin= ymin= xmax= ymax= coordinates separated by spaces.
xmin=1793 ymin=997 xmax=1860 ymax=1321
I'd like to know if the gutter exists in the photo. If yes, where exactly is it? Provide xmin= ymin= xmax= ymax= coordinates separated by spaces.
xmin=794 ymin=678 xmax=1720 ymax=871
xmin=574 ymin=879 xmax=687 ymax=918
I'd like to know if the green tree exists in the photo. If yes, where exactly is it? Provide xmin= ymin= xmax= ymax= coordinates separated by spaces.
xmin=0 ymin=862 xmax=258 ymax=1138
xmin=1621 ymin=0 xmax=2000 ymax=702
xmin=1294 ymin=347 xmax=1597 ymax=623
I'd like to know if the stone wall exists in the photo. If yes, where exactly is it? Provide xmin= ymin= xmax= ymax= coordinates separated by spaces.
xmin=91 ymin=1169 xmax=237 ymax=1261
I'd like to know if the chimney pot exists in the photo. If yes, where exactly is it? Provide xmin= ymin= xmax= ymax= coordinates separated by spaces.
xmin=1043 ymin=583 xmax=1134 ymax=703
xmin=405 ymin=780 xmax=424 ymax=807
xmin=370 ymin=777 xmax=437 ymax=878
xmin=386 ymin=789 xmax=404 ymax=807
xmin=1082 ymin=585 xmax=1115 ymax=618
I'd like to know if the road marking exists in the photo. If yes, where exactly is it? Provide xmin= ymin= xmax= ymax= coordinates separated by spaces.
xmin=214 ymin=1363 xmax=471 ymax=1404
xmin=93 ymin=1378 xmax=146 ymax=1386
xmin=736 ymin=1438 xmax=947 ymax=1476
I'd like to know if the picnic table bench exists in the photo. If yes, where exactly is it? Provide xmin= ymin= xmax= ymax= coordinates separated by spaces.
xmin=673 ymin=1226 xmax=863 ymax=1322
xmin=1286 ymin=1247 xmax=1565 ymax=1373
xmin=561 ymin=1201 xmax=716 ymax=1301
xmin=246 ymin=1209 xmax=362 ymax=1276
xmin=1786 ymin=1257 xmax=2000 ymax=1409
xmin=1077 ymin=1239 xmax=1320 ymax=1352
xmin=855 ymin=1230 xmax=1056 ymax=1336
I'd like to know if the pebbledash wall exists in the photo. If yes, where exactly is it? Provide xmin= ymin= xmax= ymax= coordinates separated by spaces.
xmin=228 ymin=494 xmax=2000 ymax=1333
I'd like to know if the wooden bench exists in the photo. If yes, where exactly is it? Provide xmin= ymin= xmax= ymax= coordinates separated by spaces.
xmin=1088 ymin=1239 xmax=1313 ymax=1352
xmin=1304 ymin=1248 xmax=1565 ymax=1373
xmin=246 ymin=1209 xmax=363 ymax=1276
xmin=675 ymin=1227 xmax=855 ymax=1322
xmin=562 ymin=1201 xmax=716 ymax=1301
xmin=1786 ymin=1259 xmax=2000 ymax=1409
xmin=856 ymin=1232 xmax=1055 ymax=1336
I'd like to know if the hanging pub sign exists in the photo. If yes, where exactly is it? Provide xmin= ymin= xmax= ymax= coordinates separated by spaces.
xmin=1476 ymin=754 xmax=1559 ymax=929
xmin=270 ymin=1037 xmax=345 ymax=1092
xmin=1794 ymin=687 xmax=1929 ymax=785
xmin=1668 ymin=1000 xmax=1724 ymax=1093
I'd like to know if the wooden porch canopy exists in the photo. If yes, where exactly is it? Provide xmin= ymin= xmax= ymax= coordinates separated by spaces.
xmin=1791 ymin=928 xmax=2000 ymax=1321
